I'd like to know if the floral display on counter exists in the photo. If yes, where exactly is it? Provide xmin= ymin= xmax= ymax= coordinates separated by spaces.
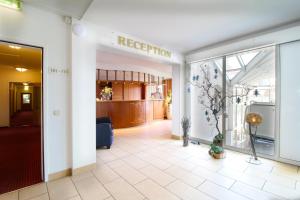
xmin=100 ymin=86 xmax=113 ymax=101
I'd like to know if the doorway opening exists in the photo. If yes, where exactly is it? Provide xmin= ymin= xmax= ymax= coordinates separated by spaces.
xmin=0 ymin=41 xmax=43 ymax=194
xmin=95 ymin=48 xmax=173 ymax=146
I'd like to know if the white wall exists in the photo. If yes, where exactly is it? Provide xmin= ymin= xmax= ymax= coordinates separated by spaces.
xmin=0 ymin=4 xmax=72 ymax=179
xmin=71 ymin=31 xmax=97 ymax=170
xmin=279 ymin=41 xmax=300 ymax=162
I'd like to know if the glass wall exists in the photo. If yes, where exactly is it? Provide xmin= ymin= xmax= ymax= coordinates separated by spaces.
xmin=189 ymin=58 xmax=223 ymax=142
xmin=189 ymin=46 xmax=276 ymax=156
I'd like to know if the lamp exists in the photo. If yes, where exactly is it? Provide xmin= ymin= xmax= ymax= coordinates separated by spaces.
xmin=0 ymin=0 xmax=21 ymax=10
xmin=16 ymin=67 xmax=27 ymax=72
xmin=9 ymin=45 xmax=21 ymax=49
xmin=246 ymin=112 xmax=263 ymax=164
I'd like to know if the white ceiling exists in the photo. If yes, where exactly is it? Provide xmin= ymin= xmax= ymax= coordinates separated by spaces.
xmin=23 ymin=0 xmax=93 ymax=19
xmin=23 ymin=0 xmax=300 ymax=54
xmin=83 ymin=0 xmax=300 ymax=53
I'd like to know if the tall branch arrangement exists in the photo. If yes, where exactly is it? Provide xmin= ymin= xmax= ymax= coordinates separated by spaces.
xmin=190 ymin=64 xmax=249 ymax=146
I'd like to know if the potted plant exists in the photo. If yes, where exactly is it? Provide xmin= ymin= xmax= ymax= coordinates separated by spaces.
xmin=181 ymin=117 xmax=191 ymax=147
xmin=190 ymin=64 xmax=249 ymax=158
xmin=209 ymin=144 xmax=225 ymax=159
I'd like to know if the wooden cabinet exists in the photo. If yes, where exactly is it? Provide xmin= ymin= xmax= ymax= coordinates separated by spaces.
xmin=153 ymin=100 xmax=164 ymax=120
xmin=146 ymin=100 xmax=154 ymax=122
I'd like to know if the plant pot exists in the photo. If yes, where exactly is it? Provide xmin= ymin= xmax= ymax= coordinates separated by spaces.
xmin=183 ymin=135 xmax=189 ymax=147
xmin=212 ymin=152 xmax=225 ymax=159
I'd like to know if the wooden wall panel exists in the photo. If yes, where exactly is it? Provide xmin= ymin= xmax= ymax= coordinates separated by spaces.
xmin=112 ymin=82 xmax=123 ymax=100
xmin=132 ymin=72 xmax=139 ymax=81
xmin=116 ymin=71 xmax=124 ymax=81
xmin=99 ymin=70 xmax=107 ymax=81
xmin=139 ymin=73 xmax=145 ymax=82
xmin=124 ymin=71 xmax=132 ymax=81
xmin=107 ymin=70 xmax=116 ymax=80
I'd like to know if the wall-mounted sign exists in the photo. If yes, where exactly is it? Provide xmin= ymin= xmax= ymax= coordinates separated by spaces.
xmin=117 ymin=36 xmax=172 ymax=58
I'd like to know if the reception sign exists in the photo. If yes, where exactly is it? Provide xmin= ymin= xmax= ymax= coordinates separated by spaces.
xmin=117 ymin=35 xmax=172 ymax=58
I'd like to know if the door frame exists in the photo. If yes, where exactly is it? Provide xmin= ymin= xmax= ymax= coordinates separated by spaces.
xmin=0 ymin=40 xmax=45 ymax=181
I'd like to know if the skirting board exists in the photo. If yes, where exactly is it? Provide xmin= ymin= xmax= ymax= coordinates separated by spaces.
xmin=48 ymin=163 xmax=96 ymax=181
xmin=72 ymin=163 xmax=96 ymax=176
xmin=48 ymin=168 xmax=72 ymax=181
xmin=171 ymin=134 xmax=182 ymax=140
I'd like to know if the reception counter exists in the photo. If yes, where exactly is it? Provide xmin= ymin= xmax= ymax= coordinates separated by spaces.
xmin=96 ymin=99 xmax=164 ymax=128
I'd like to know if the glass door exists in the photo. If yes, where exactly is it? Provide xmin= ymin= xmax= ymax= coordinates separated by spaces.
xmin=225 ymin=46 xmax=276 ymax=156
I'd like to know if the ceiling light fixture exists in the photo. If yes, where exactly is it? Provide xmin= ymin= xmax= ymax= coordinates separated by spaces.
xmin=16 ymin=67 xmax=27 ymax=72
xmin=9 ymin=45 xmax=21 ymax=49
xmin=0 ymin=0 xmax=21 ymax=10
xmin=23 ymin=82 xmax=28 ymax=86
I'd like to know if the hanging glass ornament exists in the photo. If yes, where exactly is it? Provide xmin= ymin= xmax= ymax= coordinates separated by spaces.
xmin=254 ymin=89 xmax=259 ymax=97
xmin=236 ymin=97 xmax=241 ymax=104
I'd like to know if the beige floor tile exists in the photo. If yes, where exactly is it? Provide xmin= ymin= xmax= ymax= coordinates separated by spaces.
xmin=104 ymin=197 xmax=114 ymax=200
xmin=263 ymin=182 xmax=300 ymax=199
xmin=74 ymin=177 xmax=110 ymax=200
xmin=109 ymin=147 xmax=130 ymax=158
xmin=122 ymin=155 xmax=149 ymax=169
xmin=193 ymin=166 xmax=235 ymax=189
xmin=139 ymin=165 xmax=175 ymax=186
xmin=28 ymin=193 xmax=49 ymax=200
xmin=19 ymin=183 xmax=47 ymax=200
xmin=110 ymin=163 xmax=146 ymax=185
xmin=71 ymin=172 xmax=94 ymax=183
xmin=104 ymin=178 xmax=144 ymax=200
xmin=218 ymin=167 xmax=266 ymax=189
xmin=197 ymin=181 xmax=249 ymax=200
xmin=135 ymin=179 xmax=179 ymax=200
xmin=47 ymin=177 xmax=78 ymax=200
xmin=165 ymin=166 xmax=205 ymax=187
xmin=67 ymin=196 xmax=82 ymax=200
xmin=136 ymin=153 xmax=171 ymax=170
xmin=165 ymin=156 xmax=196 ymax=171
xmin=166 ymin=180 xmax=214 ymax=200
xmin=245 ymin=167 xmax=296 ymax=188
xmin=231 ymin=181 xmax=281 ymax=200
xmin=92 ymin=165 xmax=120 ymax=184
xmin=0 ymin=191 xmax=18 ymax=200
xmin=97 ymin=150 xmax=118 ymax=163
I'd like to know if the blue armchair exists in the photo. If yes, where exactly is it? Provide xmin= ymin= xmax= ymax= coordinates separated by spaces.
xmin=96 ymin=117 xmax=113 ymax=149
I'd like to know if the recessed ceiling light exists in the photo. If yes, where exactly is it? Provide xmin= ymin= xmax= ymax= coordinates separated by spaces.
xmin=0 ymin=0 xmax=21 ymax=10
xmin=9 ymin=45 xmax=21 ymax=49
xmin=16 ymin=67 xmax=27 ymax=72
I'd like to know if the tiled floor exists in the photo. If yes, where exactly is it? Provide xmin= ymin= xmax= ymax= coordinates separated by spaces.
xmin=2 ymin=120 xmax=300 ymax=200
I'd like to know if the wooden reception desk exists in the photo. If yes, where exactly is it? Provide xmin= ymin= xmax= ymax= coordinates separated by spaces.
xmin=96 ymin=99 xmax=164 ymax=128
